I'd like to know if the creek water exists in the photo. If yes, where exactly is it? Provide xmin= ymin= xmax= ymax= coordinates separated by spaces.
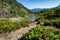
xmin=27 ymin=14 xmax=36 ymax=21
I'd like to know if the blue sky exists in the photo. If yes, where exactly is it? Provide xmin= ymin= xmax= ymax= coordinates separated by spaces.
xmin=16 ymin=0 xmax=60 ymax=9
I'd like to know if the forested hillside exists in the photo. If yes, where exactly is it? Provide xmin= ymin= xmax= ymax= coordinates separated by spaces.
xmin=0 ymin=0 xmax=31 ymax=18
xmin=34 ymin=6 xmax=60 ymax=28
xmin=0 ymin=0 xmax=33 ymax=34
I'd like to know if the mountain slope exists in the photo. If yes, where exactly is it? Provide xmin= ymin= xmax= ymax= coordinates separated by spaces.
xmin=30 ymin=8 xmax=50 ymax=12
xmin=30 ymin=8 xmax=42 ymax=12
xmin=0 ymin=0 xmax=31 ymax=18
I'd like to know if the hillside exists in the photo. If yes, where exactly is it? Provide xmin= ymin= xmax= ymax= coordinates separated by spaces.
xmin=30 ymin=8 xmax=50 ymax=12
xmin=30 ymin=8 xmax=42 ymax=12
xmin=0 ymin=0 xmax=31 ymax=18
xmin=34 ymin=6 xmax=60 ymax=28
xmin=35 ymin=6 xmax=60 ymax=19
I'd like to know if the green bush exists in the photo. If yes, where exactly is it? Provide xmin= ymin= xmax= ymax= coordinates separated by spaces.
xmin=40 ymin=19 xmax=60 ymax=28
xmin=24 ymin=25 xmax=60 ymax=40
xmin=0 ymin=19 xmax=30 ymax=33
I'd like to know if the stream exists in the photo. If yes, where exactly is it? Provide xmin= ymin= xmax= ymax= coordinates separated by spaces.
xmin=27 ymin=14 xmax=36 ymax=21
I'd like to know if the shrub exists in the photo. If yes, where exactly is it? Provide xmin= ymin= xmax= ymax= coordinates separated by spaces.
xmin=0 ymin=19 xmax=30 ymax=33
xmin=24 ymin=25 xmax=60 ymax=40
